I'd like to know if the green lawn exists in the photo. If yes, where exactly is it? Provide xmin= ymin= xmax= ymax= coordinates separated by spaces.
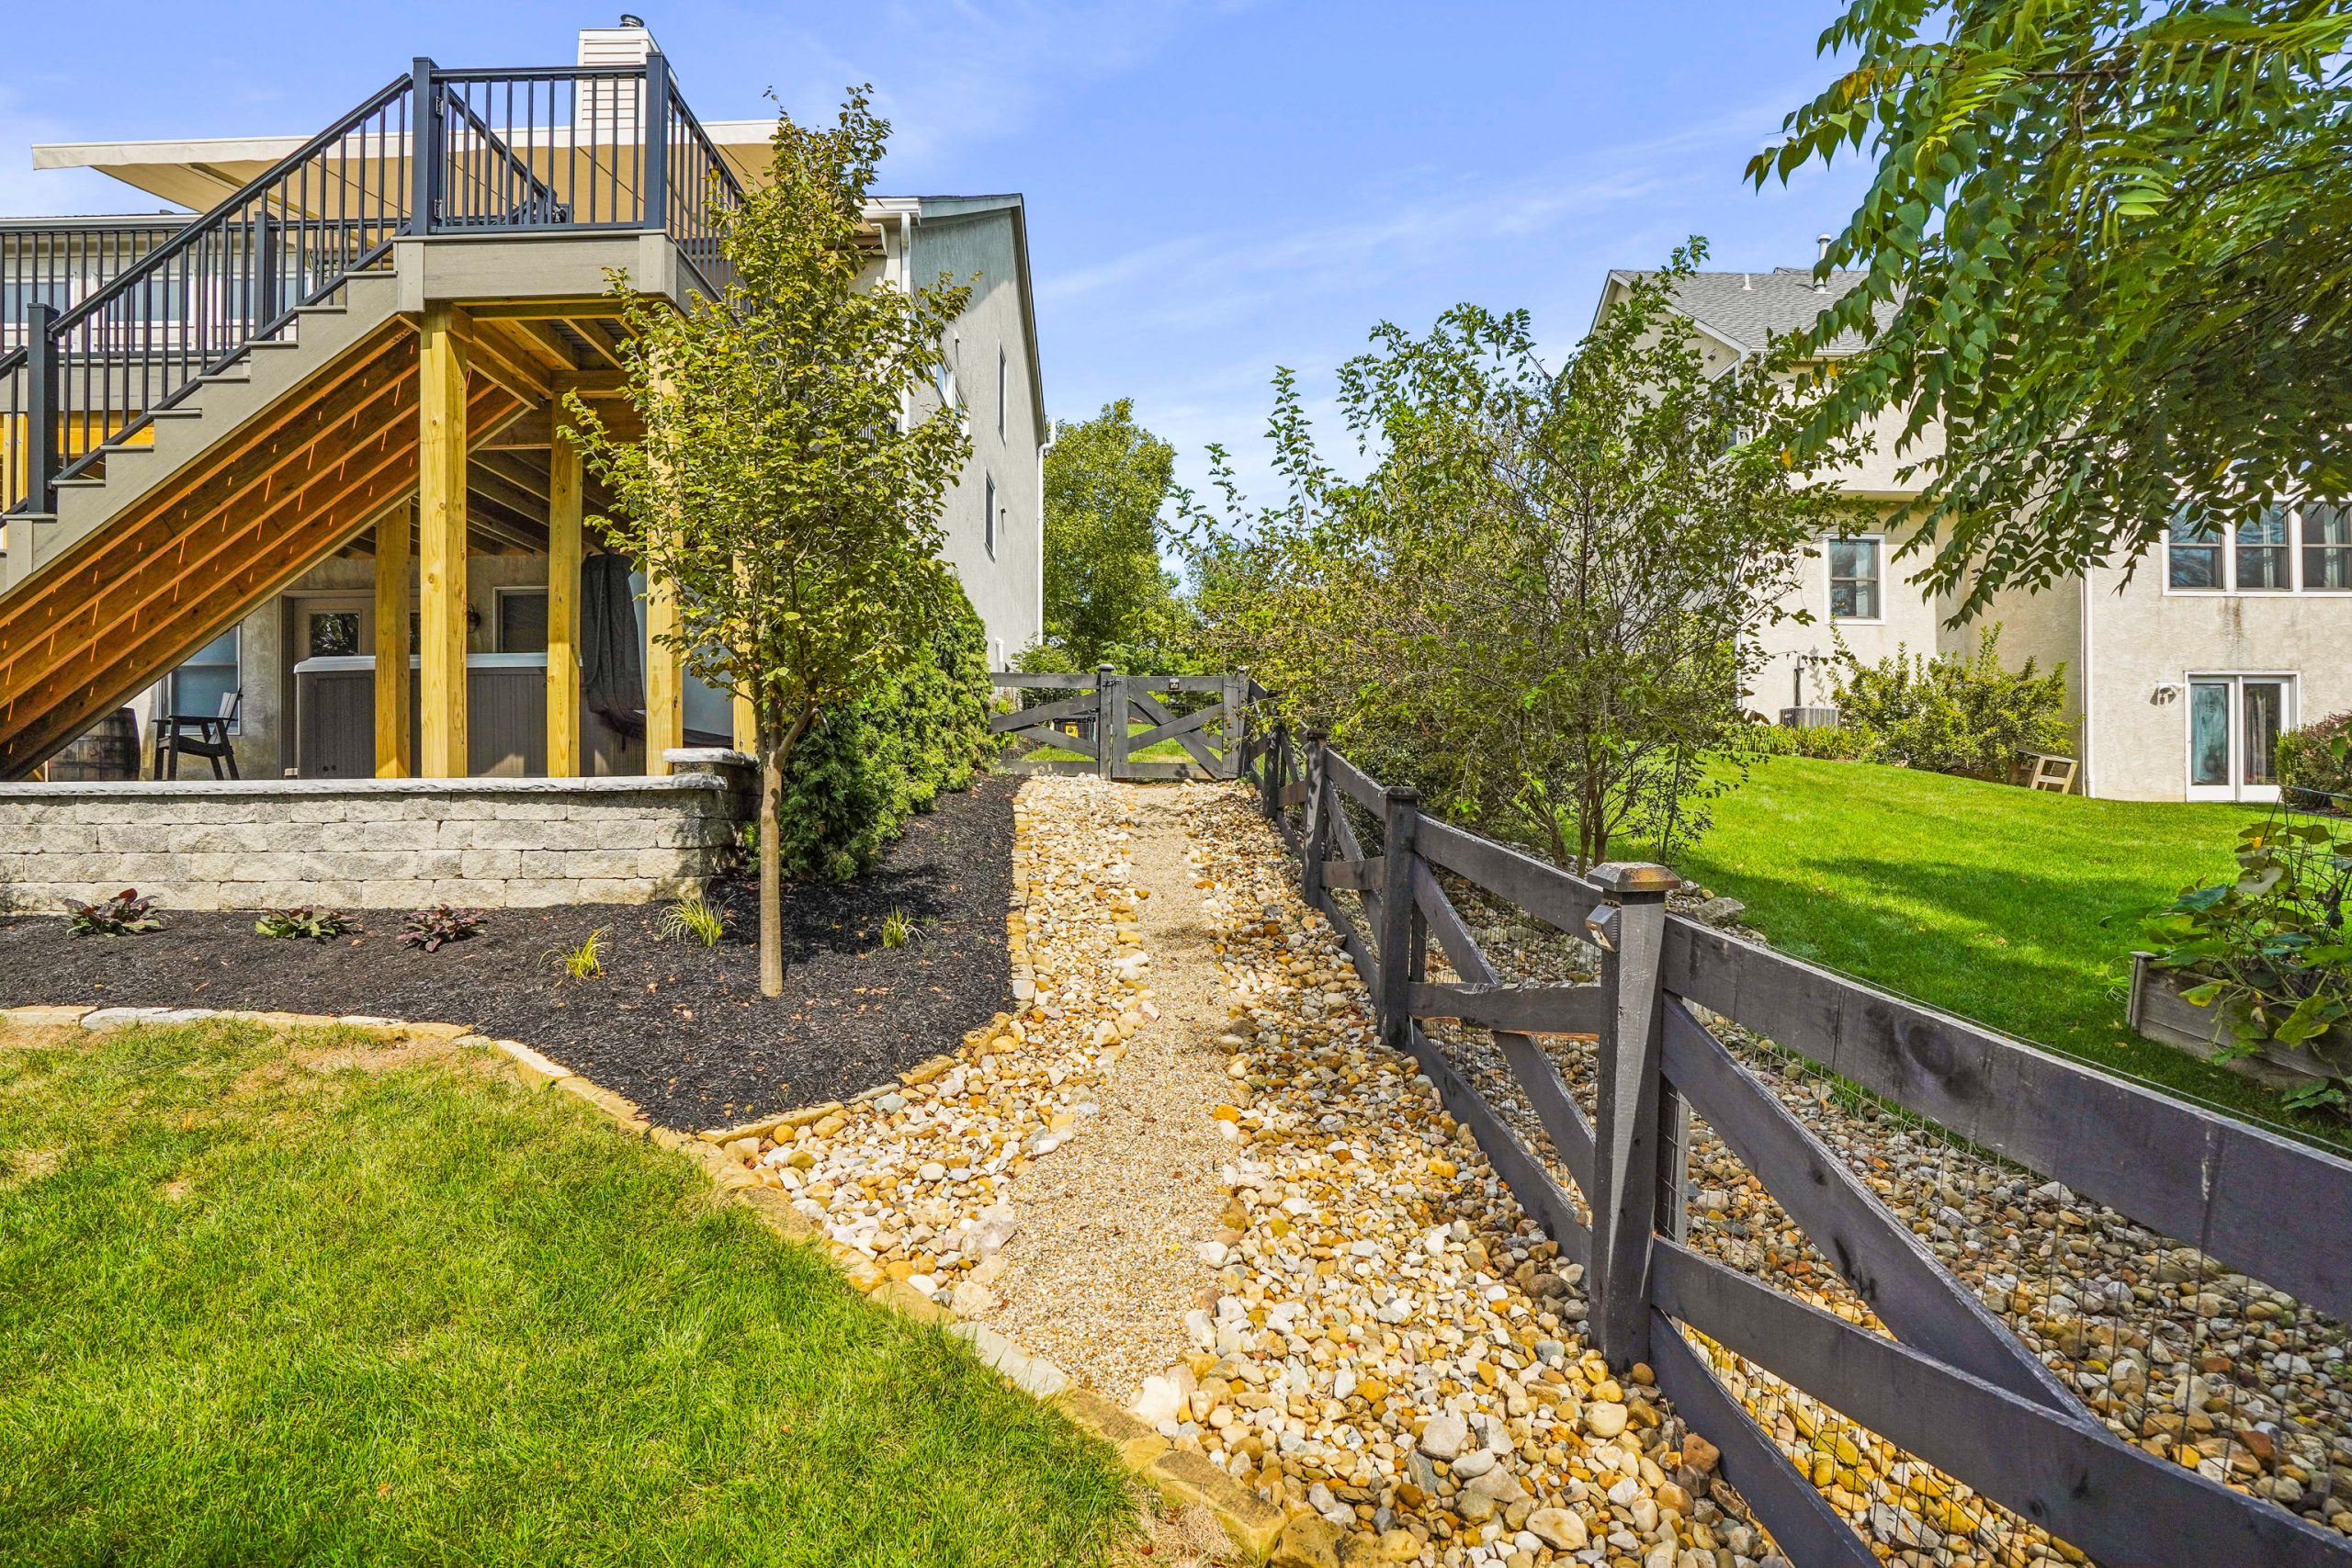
xmin=1659 ymin=757 xmax=2333 ymax=1137
xmin=0 ymin=1019 xmax=1135 ymax=1565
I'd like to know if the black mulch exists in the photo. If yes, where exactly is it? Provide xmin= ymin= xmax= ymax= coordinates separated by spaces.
xmin=0 ymin=773 xmax=1017 ymax=1131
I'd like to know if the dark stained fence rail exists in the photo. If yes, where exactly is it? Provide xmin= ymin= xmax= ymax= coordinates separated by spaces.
xmin=989 ymin=667 xmax=1256 ymax=782
xmin=1225 ymin=728 xmax=2352 ymax=1568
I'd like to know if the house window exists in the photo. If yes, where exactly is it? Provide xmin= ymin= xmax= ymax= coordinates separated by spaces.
xmin=984 ymin=474 xmax=998 ymax=558
xmin=169 ymin=626 xmax=240 ymax=725
xmin=997 ymin=347 xmax=1007 ymax=440
xmin=1827 ymin=536 xmax=1880 ymax=620
xmin=496 ymin=588 xmax=549 ymax=653
xmin=2305 ymin=505 xmax=2352 ymax=592
xmin=2166 ymin=512 xmax=2222 ymax=590
xmin=2234 ymin=506 xmax=2290 ymax=590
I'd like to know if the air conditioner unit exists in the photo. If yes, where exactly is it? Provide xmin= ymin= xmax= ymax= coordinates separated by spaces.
xmin=1779 ymin=706 xmax=1842 ymax=730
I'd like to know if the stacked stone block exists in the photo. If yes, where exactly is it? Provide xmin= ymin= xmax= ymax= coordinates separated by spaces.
xmin=0 ymin=751 xmax=755 ymax=912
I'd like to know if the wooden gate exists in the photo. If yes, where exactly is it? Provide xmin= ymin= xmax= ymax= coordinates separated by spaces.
xmin=1232 ymin=724 xmax=2352 ymax=1568
xmin=990 ymin=667 xmax=1258 ymax=781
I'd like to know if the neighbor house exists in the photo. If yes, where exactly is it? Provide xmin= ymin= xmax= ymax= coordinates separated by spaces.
xmin=1593 ymin=264 xmax=2352 ymax=803
xmin=0 ymin=20 xmax=1044 ymax=912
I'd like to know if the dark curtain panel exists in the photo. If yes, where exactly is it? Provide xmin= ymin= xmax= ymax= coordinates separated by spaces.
xmin=580 ymin=553 xmax=645 ymax=741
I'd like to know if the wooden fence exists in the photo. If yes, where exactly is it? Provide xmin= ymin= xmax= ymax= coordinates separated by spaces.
xmin=1229 ymin=720 xmax=2352 ymax=1568
xmin=989 ymin=666 xmax=1257 ymax=782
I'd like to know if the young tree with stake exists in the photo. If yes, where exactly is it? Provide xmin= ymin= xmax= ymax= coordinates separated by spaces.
xmin=565 ymin=90 xmax=973 ymax=996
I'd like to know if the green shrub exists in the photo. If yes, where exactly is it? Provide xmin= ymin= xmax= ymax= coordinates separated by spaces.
xmin=2280 ymin=712 xmax=2352 ymax=807
xmin=773 ymin=583 xmax=993 ymax=882
xmin=1828 ymin=626 xmax=2069 ymax=780
xmin=1747 ymin=720 xmax=1878 ymax=761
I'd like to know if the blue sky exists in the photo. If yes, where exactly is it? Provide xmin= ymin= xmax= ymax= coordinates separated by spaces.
xmin=0 ymin=1 xmax=1871 ymax=500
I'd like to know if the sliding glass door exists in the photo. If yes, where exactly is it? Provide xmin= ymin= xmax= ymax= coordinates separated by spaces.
xmin=2186 ymin=675 xmax=2292 ymax=802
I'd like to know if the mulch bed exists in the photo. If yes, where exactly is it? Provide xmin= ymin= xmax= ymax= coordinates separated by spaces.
xmin=0 ymin=773 xmax=1017 ymax=1131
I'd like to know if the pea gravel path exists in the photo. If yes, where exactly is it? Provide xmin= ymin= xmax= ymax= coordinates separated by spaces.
xmin=976 ymin=784 xmax=1236 ymax=1402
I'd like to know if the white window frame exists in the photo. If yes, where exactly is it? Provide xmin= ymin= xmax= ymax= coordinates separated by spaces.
xmin=2302 ymin=504 xmax=2352 ymax=594
xmin=2162 ymin=505 xmax=2352 ymax=596
xmin=2182 ymin=671 xmax=2296 ymax=803
xmin=984 ymin=473 xmax=998 ymax=559
xmin=1826 ymin=533 xmax=1885 ymax=625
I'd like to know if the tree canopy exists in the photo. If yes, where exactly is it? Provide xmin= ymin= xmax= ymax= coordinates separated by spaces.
xmin=1758 ymin=0 xmax=2352 ymax=615
xmin=1030 ymin=400 xmax=1188 ymax=672
xmin=1183 ymin=250 xmax=1865 ymax=868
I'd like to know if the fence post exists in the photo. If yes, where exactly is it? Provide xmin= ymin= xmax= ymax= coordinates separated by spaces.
xmin=409 ymin=59 xmax=440 ymax=235
xmin=1300 ymin=729 xmax=1329 ymax=911
xmin=1093 ymin=665 xmax=1119 ymax=782
xmin=1262 ymin=716 xmax=1287 ymax=819
xmin=24 ymin=301 xmax=56 ymax=516
xmin=1376 ymin=786 xmax=1420 ymax=1055
xmin=1221 ymin=671 xmax=1247 ymax=779
xmin=1586 ymin=860 xmax=1678 ymax=1370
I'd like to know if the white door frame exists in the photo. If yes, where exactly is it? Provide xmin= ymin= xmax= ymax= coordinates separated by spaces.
xmin=2183 ymin=671 xmax=2296 ymax=803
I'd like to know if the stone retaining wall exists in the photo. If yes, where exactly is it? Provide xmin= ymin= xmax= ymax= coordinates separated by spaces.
xmin=0 ymin=750 xmax=755 ymax=912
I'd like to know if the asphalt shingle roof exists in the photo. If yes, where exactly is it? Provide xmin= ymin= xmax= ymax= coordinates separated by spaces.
xmin=1610 ymin=267 xmax=1898 ymax=356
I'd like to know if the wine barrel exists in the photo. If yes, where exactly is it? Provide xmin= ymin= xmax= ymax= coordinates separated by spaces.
xmin=46 ymin=708 xmax=142 ymax=782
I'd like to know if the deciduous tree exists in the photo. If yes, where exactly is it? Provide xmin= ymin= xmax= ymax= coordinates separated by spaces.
xmin=1028 ymin=400 xmax=1188 ymax=672
xmin=566 ymin=90 xmax=972 ymax=996
xmin=1183 ymin=247 xmax=1866 ymax=869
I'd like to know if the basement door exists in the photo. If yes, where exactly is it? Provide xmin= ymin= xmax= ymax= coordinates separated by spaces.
xmin=2186 ymin=674 xmax=2292 ymax=803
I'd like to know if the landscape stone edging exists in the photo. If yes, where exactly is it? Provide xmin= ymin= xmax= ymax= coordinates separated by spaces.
xmin=0 ymin=989 xmax=1296 ymax=1561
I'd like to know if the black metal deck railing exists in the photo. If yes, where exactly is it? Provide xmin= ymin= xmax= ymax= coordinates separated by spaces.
xmin=0 ymin=52 xmax=744 ymax=517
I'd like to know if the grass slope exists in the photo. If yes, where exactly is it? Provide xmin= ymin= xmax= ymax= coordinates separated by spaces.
xmin=0 ymin=1019 xmax=1135 ymax=1566
xmin=1665 ymin=758 xmax=2328 ymax=1134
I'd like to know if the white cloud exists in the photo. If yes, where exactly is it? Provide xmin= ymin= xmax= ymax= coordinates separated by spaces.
xmin=716 ymin=0 xmax=1251 ymax=169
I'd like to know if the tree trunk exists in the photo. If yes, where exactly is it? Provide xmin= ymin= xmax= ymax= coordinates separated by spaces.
xmin=759 ymin=742 xmax=786 ymax=998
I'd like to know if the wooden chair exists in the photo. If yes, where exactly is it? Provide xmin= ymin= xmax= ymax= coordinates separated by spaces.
xmin=2013 ymin=750 xmax=2077 ymax=794
xmin=153 ymin=691 xmax=242 ymax=780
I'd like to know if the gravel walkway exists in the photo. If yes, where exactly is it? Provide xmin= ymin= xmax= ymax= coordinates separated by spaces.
xmin=1155 ymin=784 xmax=1772 ymax=1568
xmin=978 ymin=788 xmax=1237 ymax=1403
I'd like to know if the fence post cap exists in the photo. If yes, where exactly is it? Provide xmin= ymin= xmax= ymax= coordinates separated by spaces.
xmin=1383 ymin=784 xmax=1420 ymax=805
xmin=1589 ymin=862 xmax=1679 ymax=896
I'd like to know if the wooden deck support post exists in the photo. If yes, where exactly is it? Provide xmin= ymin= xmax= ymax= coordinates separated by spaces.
xmin=546 ymin=424 xmax=582 ymax=777
xmin=417 ymin=302 xmax=469 ymax=778
xmin=372 ymin=501 xmax=413 ymax=776
xmin=1587 ymin=859 xmax=1678 ymax=1370
xmin=643 ymin=568 xmax=683 ymax=773
xmin=1376 ymin=785 xmax=1421 ymax=1055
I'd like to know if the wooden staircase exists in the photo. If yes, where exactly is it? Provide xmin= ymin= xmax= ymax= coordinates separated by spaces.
xmin=0 ymin=259 xmax=531 ymax=779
